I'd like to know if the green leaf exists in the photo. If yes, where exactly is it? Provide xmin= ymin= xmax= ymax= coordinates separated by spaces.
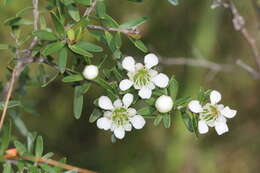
xmin=168 ymin=76 xmax=179 ymax=102
xmin=62 ymin=74 xmax=84 ymax=83
xmin=3 ymin=162 xmax=12 ymax=173
xmin=96 ymin=0 xmax=106 ymax=19
xmin=69 ymin=44 xmax=93 ymax=57
xmin=78 ymin=82 xmax=91 ymax=95
xmin=35 ymin=136 xmax=43 ymax=158
xmin=181 ymin=111 xmax=193 ymax=132
xmin=120 ymin=16 xmax=148 ymax=29
xmin=0 ymin=100 xmax=21 ymax=110
xmin=58 ymin=48 xmax=68 ymax=73
xmin=175 ymin=96 xmax=191 ymax=106
xmin=163 ymin=114 xmax=171 ymax=128
xmin=42 ymin=41 xmax=66 ymax=56
xmin=4 ymin=17 xmax=32 ymax=26
xmin=74 ymin=0 xmax=92 ymax=6
xmin=68 ymin=4 xmax=80 ymax=22
xmin=168 ymin=0 xmax=178 ymax=6
xmin=73 ymin=86 xmax=84 ymax=119
xmin=32 ymin=30 xmax=58 ymax=41
xmin=94 ymin=78 xmax=116 ymax=98
xmin=9 ymin=110 xmax=29 ymax=136
xmin=76 ymin=41 xmax=103 ymax=52
xmin=154 ymin=116 xmax=163 ymax=126
xmin=0 ymin=121 xmax=11 ymax=156
xmin=0 ymin=44 xmax=9 ymax=50
xmin=39 ymin=164 xmax=56 ymax=173
xmin=129 ymin=38 xmax=148 ymax=53
xmin=89 ymin=108 xmax=102 ymax=123
xmin=138 ymin=106 xmax=155 ymax=116
xmin=14 ymin=140 xmax=27 ymax=156
xmin=50 ymin=12 xmax=65 ymax=36
xmin=27 ymin=132 xmax=37 ymax=153
xmin=16 ymin=7 xmax=34 ymax=17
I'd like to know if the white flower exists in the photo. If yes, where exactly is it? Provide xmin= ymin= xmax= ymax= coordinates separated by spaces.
xmin=155 ymin=95 xmax=173 ymax=113
xmin=188 ymin=90 xmax=237 ymax=135
xmin=83 ymin=65 xmax=99 ymax=80
xmin=96 ymin=93 xmax=146 ymax=139
xmin=119 ymin=54 xmax=169 ymax=99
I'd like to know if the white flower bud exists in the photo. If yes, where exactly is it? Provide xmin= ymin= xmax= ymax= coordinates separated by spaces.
xmin=155 ymin=95 xmax=173 ymax=113
xmin=83 ymin=65 xmax=99 ymax=80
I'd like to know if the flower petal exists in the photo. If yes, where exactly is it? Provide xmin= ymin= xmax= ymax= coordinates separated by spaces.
xmin=119 ymin=79 xmax=133 ymax=91
xmin=198 ymin=120 xmax=209 ymax=134
xmin=97 ymin=117 xmax=112 ymax=130
xmin=144 ymin=53 xmax=159 ymax=69
xmin=215 ymin=122 xmax=229 ymax=135
xmin=123 ymin=93 xmax=134 ymax=108
xmin=138 ymin=87 xmax=152 ymax=99
xmin=210 ymin=90 xmax=221 ymax=104
xmin=122 ymin=56 xmax=135 ymax=72
xmin=149 ymin=69 xmax=158 ymax=77
xmin=127 ymin=108 xmax=137 ymax=117
xmin=114 ymin=126 xmax=125 ymax=139
xmin=123 ymin=123 xmax=132 ymax=131
xmin=113 ymin=99 xmax=123 ymax=108
xmin=98 ymin=96 xmax=114 ymax=110
xmin=188 ymin=100 xmax=203 ymax=113
xmin=220 ymin=106 xmax=237 ymax=119
xmin=104 ymin=111 xmax=112 ymax=118
xmin=152 ymin=73 xmax=169 ymax=88
xmin=130 ymin=115 xmax=146 ymax=129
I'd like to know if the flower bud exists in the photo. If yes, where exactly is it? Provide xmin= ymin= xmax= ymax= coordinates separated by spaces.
xmin=155 ymin=95 xmax=173 ymax=113
xmin=83 ymin=65 xmax=99 ymax=80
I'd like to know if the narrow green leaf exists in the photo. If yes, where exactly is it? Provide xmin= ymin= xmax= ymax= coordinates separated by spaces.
xmin=76 ymin=41 xmax=103 ymax=52
xmin=3 ymin=162 xmax=12 ymax=173
xmin=0 ymin=100 xmax=21 ymax=110
xmin=168 ymin=76 xmax=179 ymax=102
xmin=14 ymin=141 xmax=27 ymax=156
xmin=129 ymin=38 xmax=148 ymax=53
xmin=181 ymin=111 xmax=194 ymax=132
xmin=120 ymin=16 xmax=148 ymax=29
xmin=73 ymin=86 xmax=84 ymax=119
xmin=50 ymin=12 xmax=65 ymax=36
xmin=154 ymin=116 xmax=163 ymax=126
xmin=74 ymin=0 xmax=92 ymax=6
xmin=163 ymin=114 xmax=171 ymax=128
xmin=42 ymin=41 xmax=66 ymax=56
xmin=39 ymin=164 xmax=56 ymax=173
xmin=58 ymin=48 xmax=68 ymax=73
xmin=96 ymin=0 xmax=106 ymax=19
xmin=32 ymin=30 xmax=58 ymax=41
xmin=89 ymin=108 xmax=102 ymax=123
xmin=35 ymin=136 xmax=43 ymax=158
xmin=27 ymin=132 xmax=37 ymax=153
xmin=62 ymin=74 xmax=84 ymax=83
xmin=138 ymin=106 xmax=155 ymax=116
xmin=0 ymin=121 xmax=11 ymax=155
xmin=68 ymin=4 xmax=80 ymax=22
xmin=69 ymin=44 xmax=93 ymax=57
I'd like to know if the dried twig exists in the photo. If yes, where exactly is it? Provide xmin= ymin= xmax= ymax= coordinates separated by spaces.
xmin=236 ymin=59 xmax=260 ymax=79
xmin=87 ymin=25 xmax=140 ymax=35
xmin=83 ymin=0 xmax=97 ymax=17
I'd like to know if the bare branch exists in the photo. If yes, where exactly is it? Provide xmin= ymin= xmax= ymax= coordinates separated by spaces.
xmin=29 ymin=0 xmax=40 ymax=49
xmin=83 ymin=0 xmax=97 ymax=17
xmin=161 ymin=57 xmax=234 ymax=72
xmin=87 ymin=25 xmax=140 ymax=36
xmin=236 ymin=59 xmax=260 ymax=79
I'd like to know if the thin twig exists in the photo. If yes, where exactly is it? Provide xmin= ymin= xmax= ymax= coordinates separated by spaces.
xmin=29 ymin=0 xmax=39 ymax=49
xmin=236 ymin=59 xmax=260 ymax=79
xmin=161 ymin=57 xmax=234 ymax=72
xmin=213 ymin=0 xmax=260 ymax=70
xmin=87 ymin=25 xmax=140 ymax=35
xmin=83 ymin=0 xmax=97 ymax=17
xmin=8 ymin=156 xmax=96 ymax=173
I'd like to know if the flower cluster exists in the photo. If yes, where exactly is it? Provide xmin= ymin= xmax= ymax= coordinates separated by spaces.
xmin=188 ymin=90 xmax=237 ymax=135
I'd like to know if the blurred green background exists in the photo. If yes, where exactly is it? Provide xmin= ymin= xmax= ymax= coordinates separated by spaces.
xmin=1 ymin=0 xmax=260 ymax=173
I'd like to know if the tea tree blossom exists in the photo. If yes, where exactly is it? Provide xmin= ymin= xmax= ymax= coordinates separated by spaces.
xmin=119 ymin=53 xmax=169 ymax=99
xmin=155 ymin=95 xmax=174 ymax=113
xmin=83 ymin=65 xmax=99 ymax=80
xmin=96 ymin=93 xmax=146 ymax=139
xmin=188 ymin=90 xmax=237 ymax=135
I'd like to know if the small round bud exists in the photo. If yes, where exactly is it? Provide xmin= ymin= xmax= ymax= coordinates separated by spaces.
xmin=155 ymin=95 xmax=173 ymax=113
xmin=83 ymin=65 xmax=99 ymax=80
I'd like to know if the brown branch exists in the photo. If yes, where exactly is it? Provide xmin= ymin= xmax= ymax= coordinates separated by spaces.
xmin=213 ymin=0 xmax=260 ymax=70
xmin=8 ymin=155 xmax=96 ymax=173
xmin=87 ymin=25 xmax=140 ymax=36
xmin=161 ymin=57 xmax=234 ymax=72
xmin=83 ymin=0 xmax=97 ymax=17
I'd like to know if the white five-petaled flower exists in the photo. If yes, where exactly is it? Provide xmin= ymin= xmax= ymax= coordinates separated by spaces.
xmin=188 ymin=90 xmax=237 ymax=135
xmin=83 ymin=65 xmax=99 ymax=80
xmin=119 ymin=53 xmax=169 ymax=99
xmin=96 ymin=93 xmax=146 ymax=139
